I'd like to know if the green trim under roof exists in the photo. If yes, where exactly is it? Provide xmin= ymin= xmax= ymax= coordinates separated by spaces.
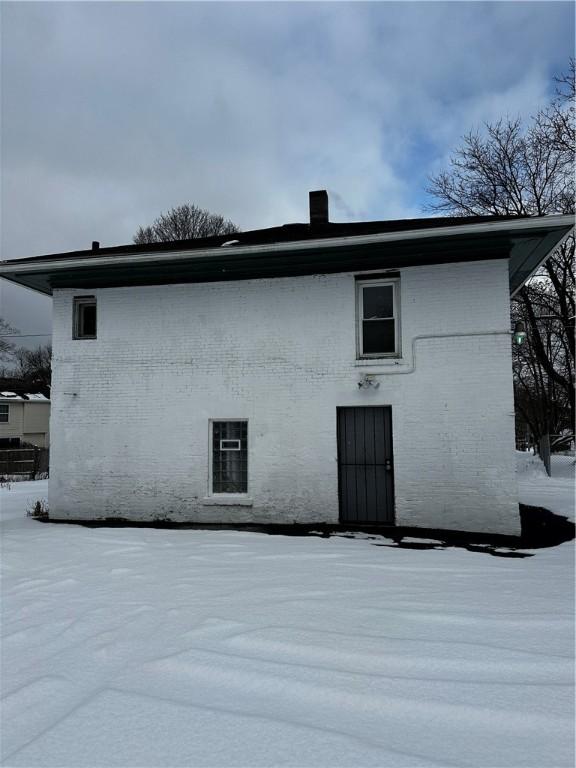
xmin=0 ymin=215 xmax=572 ymax=297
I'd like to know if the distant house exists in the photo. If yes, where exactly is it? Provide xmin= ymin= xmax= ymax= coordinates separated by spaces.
xmin=0 ymin=392 xmax=50 ymax=448
xmin=0 ymin=191 xmax=572 ymax=534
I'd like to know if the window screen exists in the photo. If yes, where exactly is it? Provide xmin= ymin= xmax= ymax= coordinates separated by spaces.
xmin=0 ymin=404 xmax=8 ymax=423
xmin=212 ymin=421 xmax=248 ymax=493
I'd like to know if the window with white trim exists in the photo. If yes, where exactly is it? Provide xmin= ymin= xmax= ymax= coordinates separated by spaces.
xmin=356 ymin=279 xmax=400 ymax=357
xmin=73 ymin=296 xmax=97 ymax=339
xmin=0 ymin=404 xmax=8 ymax=423
xmin=211 ymin=421 xmax=248 ymax=494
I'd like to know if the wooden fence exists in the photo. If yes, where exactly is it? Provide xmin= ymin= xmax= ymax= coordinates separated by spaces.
xmin=0 ymin=448 xmax=49 ymax=479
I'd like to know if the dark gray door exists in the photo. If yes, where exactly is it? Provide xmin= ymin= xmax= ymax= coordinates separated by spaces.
xmin=337 ymin=406 xmax=395 ymax=524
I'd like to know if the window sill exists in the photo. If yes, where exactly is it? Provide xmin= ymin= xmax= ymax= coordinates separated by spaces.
xmin=201 ymin=496 xmax=254 ymax=507
xmin=355 ymin=358 xmax=404 ymax=367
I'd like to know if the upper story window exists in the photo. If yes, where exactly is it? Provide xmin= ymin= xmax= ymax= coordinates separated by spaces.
xmin=0 ymin=404 xmax=8 ymax=423
xmin=356 ymin=278 xmax=400 ymax=358
xmin=73 ymin=296 xmax=97 ymax=339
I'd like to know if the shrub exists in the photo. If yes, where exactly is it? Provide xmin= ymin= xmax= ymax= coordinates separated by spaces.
xmin=27 ymin=499 xmax=49 ymax=520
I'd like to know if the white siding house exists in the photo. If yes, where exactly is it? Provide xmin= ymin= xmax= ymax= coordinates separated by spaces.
xmin=1 ymin=192 xmax=572 ymax=535
xmin=0 ymin=393 xmax=50 ymax=448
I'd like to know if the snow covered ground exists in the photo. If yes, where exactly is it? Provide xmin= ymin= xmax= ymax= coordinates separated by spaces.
xmin=1 ymin=469 xmax=574 ymax=768
xmin=517 ymin=450 xmax=575 ymax=521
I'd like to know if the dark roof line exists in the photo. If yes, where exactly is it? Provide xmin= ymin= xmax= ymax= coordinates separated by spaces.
xmin=3 ymin=214 xmax=526 ymax=265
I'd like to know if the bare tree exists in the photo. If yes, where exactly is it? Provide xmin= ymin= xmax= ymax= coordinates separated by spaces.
xmin=0 ymin=318 xmax=18 ymax=363
xmin=547 ymin=58 xmax=575 ymax=160
xmin=134 ymin=203 xmax=240 ymax=244
xmin=427 ymin=61 xmax=575 ymax=441
xmin=512 ymin=279 xmax=573 ymax=443
xmin=10 ymin=345 xmax=52 ymax=397
xmin=427 ymin=116 xmax=573 ymax=217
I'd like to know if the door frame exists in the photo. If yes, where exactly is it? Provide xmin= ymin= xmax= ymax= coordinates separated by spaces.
xmin=336 ymin=405 xmax=396 ymax=525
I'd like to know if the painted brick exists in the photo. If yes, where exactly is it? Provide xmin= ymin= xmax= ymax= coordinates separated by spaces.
xmin=49 ymin=258 xmax=520 ymax=534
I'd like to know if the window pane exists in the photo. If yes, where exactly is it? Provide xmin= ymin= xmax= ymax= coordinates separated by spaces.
xmin=81 ymin=304 xmax=97 ymax=337
xmin=363 ymin=319 xmax=395 ymax=354
xmin=0 ymin=404 xmax=8 ymax=423
xmin=213 ymin=421 xmax=248 ymax=493
xmin=74 ymin=297 xmax=97 ymax=339
xmin=363 ymin=285 xmax=394 ymax=319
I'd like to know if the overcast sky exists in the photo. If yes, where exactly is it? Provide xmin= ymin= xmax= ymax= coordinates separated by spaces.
xmin=0 ymin=1 xmax=573 ymax=343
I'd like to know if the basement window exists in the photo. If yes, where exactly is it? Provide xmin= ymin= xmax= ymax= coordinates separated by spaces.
xmin=73 ymin=296 xmax=97 ymax=339
xmin=356 ymin=279 xmax=400 ymax=357
xmin=211 ymin=421 xmax=248 ymax=494
xmin=0 ymin=404 xmax=8 ymax=423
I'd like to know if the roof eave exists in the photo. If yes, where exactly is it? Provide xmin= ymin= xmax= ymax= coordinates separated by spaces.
xmin=0 ymin=214 xmax=572 ymax=297
xmin=509 ymin=223 xmax=574 ymax=297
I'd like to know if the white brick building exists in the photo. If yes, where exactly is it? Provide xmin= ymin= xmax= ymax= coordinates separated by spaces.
xmin=1 ymin=193 xmax=572 ymax=535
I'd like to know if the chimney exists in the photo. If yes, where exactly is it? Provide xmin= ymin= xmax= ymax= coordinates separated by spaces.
xmin=92 ymin=241 xmax=100 ymax=252
xmin=309 ymin=190 xmax=329 ymax=226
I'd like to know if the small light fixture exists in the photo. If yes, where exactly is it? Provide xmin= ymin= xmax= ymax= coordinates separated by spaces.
xmin=513 ymin=321 xmax=527 ymax=345
xmin=358 ymin=374 xmax=380 ymax=389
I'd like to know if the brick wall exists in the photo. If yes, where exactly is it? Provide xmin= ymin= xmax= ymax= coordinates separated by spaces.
xmin=49 ymin=257 xmax=520 ymax=534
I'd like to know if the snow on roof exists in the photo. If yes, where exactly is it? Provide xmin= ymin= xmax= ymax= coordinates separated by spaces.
xmin=0 ymin=392 xmax=49 ymax=401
